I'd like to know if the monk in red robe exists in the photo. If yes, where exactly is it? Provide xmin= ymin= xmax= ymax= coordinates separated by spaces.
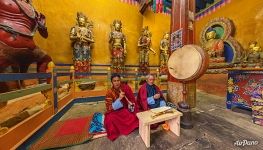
xmin=104 ymin=74 xmax=139 ymax=141
xmin=137 ymin=74 xmax=166 ymax=111
xmin=137 ymin=74 xmax=167 ymax=129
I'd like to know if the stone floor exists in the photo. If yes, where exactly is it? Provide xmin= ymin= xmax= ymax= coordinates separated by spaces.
xmin=57 ymin=91 xmax=263 ymax=150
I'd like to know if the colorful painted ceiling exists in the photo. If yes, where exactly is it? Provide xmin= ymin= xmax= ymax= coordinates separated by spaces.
xmin=119 ymin=0 xmax=172 ymax=14
xmin=120 ymin=0 xmax=232 ymax=19
xmin=195 ymin=0 xmax=232 ymax=20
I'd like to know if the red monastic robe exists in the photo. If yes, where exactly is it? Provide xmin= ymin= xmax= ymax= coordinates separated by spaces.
xmin=104 ymin=84 xmax=139 ymax=141
xmin=137 ymin=83 xmax=164 ymax=111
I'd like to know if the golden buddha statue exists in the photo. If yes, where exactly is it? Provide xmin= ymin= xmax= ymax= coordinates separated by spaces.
xmin=109 ymin=20 xmax=127 ymax=74
xmin=70 ymin=12 xmax=94 ymax=73
xmin=138 ymin=26 xmax=156 ymax=75
xmin=203 ymin=28 xmax=225 ymax=63
xmin=160 ymin=32 xmax=170 ymax=74
xmin=244 ymin=41 xmax=262 ymax=66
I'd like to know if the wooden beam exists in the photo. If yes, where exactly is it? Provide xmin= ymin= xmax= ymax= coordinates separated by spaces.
xmin=139 ymin=0 xmax=153 ymax=14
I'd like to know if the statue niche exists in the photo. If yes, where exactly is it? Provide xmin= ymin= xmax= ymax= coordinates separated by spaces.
xmin=203 ymin=28 xmax=225 ymax=63
xmin=200 ymin=17 xmax=242 ymax=69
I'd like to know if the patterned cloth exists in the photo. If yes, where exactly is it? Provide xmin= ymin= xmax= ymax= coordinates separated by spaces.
xmin=251 ymin=98 xmax=263 ymax=126
xmin=251 ymin=87 xmax=263 ymax=126
xmin=228 ymin=74 xmax=263 ymax=108
xmin=89 ymin=113 xmax=106 ymax=134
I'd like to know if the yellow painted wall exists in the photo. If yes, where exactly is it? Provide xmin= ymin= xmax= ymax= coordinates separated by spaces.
xmin=195 ymin=0 xmax=263 ymax=50
xmin=33 ymin=0 xmax=170 ymax=65
xmin=143 ymin=10 xmax=171 ymax=66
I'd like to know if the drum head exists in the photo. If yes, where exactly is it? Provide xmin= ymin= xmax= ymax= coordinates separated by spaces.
xmin=168 ymin=45 xmax=208 ymax=82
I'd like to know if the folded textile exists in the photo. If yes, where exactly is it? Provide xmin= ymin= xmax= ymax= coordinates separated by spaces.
xmin=89 ymin=112 xmax=106 ymax=134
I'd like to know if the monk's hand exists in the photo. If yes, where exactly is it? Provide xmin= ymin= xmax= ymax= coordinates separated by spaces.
xmin=119 ymin=91 xmax=125 ymax=99
xmin=153 ymin=93 xmax=160 ymax=99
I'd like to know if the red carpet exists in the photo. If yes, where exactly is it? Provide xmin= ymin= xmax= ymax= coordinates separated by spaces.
xmin=30 ymin=116 xmax=93 ymax=150
xmin=55 ymin=117 xmax=88 ymax=136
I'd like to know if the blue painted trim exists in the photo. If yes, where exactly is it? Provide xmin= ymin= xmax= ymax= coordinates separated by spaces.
xmin=195 ymin=0 xmax=226 ymax=19
xmin=55 ymin=63 xmax=73 ymax=66
xmin=55 ymin=63 xmax=161 ymax=68
xmin=75 ymin=72 xmax=107 ymax=76
xmin=231 ymin=102 xmax=252 ymax=111
xmin=0 ymin=73 xmax=51 ymax=82
xmin=53 ymin=73 xmax=58 ymax=111
xmin=226 ymin=74 xmax=233 ymax=109
xmin=91 ymin=64 xmax=111 ymax=67
xmin=56 ymin=72 xmax=72 ymax=77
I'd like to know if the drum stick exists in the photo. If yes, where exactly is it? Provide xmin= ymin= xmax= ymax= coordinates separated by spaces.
xmin=119 ymin=89 xmax=132 ymax=105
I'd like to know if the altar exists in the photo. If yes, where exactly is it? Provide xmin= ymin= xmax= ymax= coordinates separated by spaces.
xmin=226 ymin=68 xmax=263 ymax=110
xmin=227 ymin=68 xmax=263 ymax=126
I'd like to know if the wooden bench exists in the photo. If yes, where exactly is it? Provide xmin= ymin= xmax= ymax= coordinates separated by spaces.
xmin=136 ymin=107 xmax=183 ymax=148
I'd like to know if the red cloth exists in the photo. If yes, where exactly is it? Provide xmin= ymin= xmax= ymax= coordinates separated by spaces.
xmin=137 ymin=83 xmax=164 ymax=111
xmin=104 ymin=84 xmax=139 ymax=141
xmin=55 ymin=117 xmax=89 ymax=136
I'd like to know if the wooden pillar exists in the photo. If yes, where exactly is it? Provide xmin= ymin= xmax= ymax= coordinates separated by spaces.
xmin=168 ymin=0 xmax=196 ymax=108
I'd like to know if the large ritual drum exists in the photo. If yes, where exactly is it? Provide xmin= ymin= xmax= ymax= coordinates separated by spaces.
xmin=167 ymin=45 xmax=209 ymax=107
xmin=168 ymin=45 xmax=209 ymax=82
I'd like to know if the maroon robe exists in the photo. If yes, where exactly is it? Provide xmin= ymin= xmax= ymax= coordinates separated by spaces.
xmin=104 ymin=84 xmax=139 ymax=141
xmin=137 ymin=83 xmax=164 ymax=111
xmin=137 ymin=83 xmax=165 ymax=129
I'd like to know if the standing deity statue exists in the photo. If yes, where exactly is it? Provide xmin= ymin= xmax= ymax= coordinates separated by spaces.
xmin=203 ymin=28 xmax=225 ymax=63
xmin=109 ymin=20 xmax=127 ymax=74
xmin=0 ymin=0 xmax=52 ymax=107
xmin=138 ymin=26 xmax=156 ymax=75
xmin=159 ymin=32 xmax=170 ymax=74
xmin=0 ymin=0 xmax=52 ymax=76
xmin=70 ymin=12 xmax=94 ymax=73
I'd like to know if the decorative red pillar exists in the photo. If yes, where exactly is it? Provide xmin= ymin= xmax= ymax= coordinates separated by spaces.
xmin=168 ymin=0 xmax=196 ymax=108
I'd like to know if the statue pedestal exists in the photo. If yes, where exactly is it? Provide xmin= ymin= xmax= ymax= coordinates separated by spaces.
xmin=209 ymin=57 xmax=225 ymax=63
xmin=208 ymin=62 xmax=234 ymax=69
xmin=74 ymin=60 xmax=91 ymax=74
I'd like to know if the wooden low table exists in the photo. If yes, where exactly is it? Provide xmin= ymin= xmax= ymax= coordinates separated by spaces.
xmin=136 ymin=107 xmax=183 ymax=148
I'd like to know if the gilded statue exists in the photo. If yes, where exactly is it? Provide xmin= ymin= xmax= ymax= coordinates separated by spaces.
xmin=138 ymin=26 xmax=156 ymax=75
xmin=160 ymin=32 xmax=170 ymax=74
xmin=109 ymin=20 xmax=127 ymax=74
xmin=203 ymin=28 xmax=225 ymax=63
xmin=242 ymin=41 xmax=262 ymax=66
xmin=70 ymin=12 xmax=94 ymax=73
